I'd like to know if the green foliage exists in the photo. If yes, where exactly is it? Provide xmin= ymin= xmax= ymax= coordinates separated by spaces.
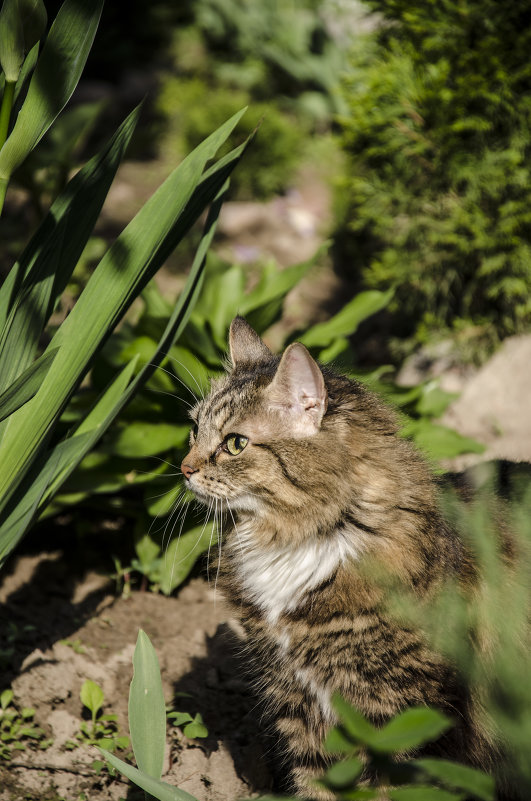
xmin=379 ymin=471 xmax=531 ymax=797
xmin=101 ymin=629 xmax=199 ymax=801
xmin=0 ymin=0 xmax=252 ymax=569
xmin=156 ymin=78 xmax=305 ymax=199
xmin=320 ymin=695 xmax=494 ymax=801
xmin=0 ymin=687 xmax=50 ymax=759
xmin=174 ymin=0 xmax=348 ymax=121
xmin=336 ymin=0 xmax=531 ymax=347
xmin=66 ymin=679 xmax=130 ymax=757
xmin=153 ymin=0 xmax=351 ymax=199
xmin=167 ymin=710 xmax=208 ymax=740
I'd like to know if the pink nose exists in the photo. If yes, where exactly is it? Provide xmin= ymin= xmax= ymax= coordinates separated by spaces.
xmin=181 ymin=462 xmax=197 ymax=480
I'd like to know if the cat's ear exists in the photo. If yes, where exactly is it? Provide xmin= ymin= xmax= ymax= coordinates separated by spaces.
xmin=267 ymin=343 xmax=328 ymax=435
xmin=229 ymin=316 xmax=272 ymax=367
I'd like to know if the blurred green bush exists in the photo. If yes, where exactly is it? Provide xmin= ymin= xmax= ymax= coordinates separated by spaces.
xmin=153 ymin=0 xmax=350 ymax=199
xmin=155 ymin=78 xmax=305 ymax=199
xmin=335 ymin=0 xmax=531 ymax=352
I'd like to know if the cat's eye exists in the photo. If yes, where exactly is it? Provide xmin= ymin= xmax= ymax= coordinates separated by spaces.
xmin=225 ymin=434 xmax=248 ymax=455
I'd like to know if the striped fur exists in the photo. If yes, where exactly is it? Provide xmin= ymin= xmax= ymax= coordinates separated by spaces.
xmin=181 ymin=318 xmax=495 ymax=797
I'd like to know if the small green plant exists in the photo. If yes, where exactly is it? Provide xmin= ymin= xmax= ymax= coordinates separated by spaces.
xmin=0 ymin=688 xmax=51 ymax=759
xmin=59 ymin=638 xmax=86 ymax=654
xmin=167 ymin=708 xmax=208 ymax=740
xmin=100 ymin=630 xmax=200 ymax=801
xmin=318 ymin=695 xmax=494 ymax=801
xmin=66 ymin=679 xmax=130 ymax=758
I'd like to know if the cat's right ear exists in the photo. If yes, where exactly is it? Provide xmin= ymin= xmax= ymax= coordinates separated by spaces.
xmin=267 ymin=343 xmax=328 ymax=436
xmin=229 ymin=317 xmax=272 ymax=367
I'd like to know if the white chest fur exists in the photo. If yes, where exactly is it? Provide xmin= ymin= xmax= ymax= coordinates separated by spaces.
xmin=230 ymin=520 xmax=360 ymax=624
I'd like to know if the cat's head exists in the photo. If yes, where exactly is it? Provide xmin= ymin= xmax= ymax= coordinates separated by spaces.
xmin=180 ymin=317 xmax=349 ymax=522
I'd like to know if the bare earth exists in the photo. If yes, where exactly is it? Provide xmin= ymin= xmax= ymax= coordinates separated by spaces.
xmin=0 ymin=551 xmax=272 ymax=801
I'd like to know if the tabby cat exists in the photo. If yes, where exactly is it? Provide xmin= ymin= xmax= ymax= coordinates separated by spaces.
xmin=181 ymin=317 xmax=496 ymax=796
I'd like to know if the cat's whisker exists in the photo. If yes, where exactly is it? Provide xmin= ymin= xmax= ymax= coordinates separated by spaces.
xmin=164 ymin=353 xmax=209 ymax=401
xmin=163 ymin=493 xmax=192 ymax=556
xmin=213 ymin=497 xmax=225 ymax=606
xmin=148 ymin=456 xmax=180 ymax=471
xmin=166 ymin=501 xmax=212 ymax=591
xmin=144 ymin=361 xmax=200 ymax=404
xmin=144 ymin=484 xmax=186 ymax=504
xmin=226 ymin=501 xmax=244 ymax=557
xmin=146 ymin=486 xmax=187 ymax=533
xmin=144 ymin=386 xmax=195 ymax=409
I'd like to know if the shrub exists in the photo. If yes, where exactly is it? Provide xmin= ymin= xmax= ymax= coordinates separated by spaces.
xmin=156 ymin=78 xmax=305 ymax=199
xmin=335 ymin=0 xmax=531 ymax=348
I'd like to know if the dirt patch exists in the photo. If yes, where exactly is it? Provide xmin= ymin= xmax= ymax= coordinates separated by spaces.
xmin=0 ymin=549 xmax=272 ymax=801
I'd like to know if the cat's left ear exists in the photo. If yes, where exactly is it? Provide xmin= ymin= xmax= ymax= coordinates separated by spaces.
xmin=267 ymin=343 xmax=327 ymax=435
xmin=229 ymin=316 xmax=272 ymax=367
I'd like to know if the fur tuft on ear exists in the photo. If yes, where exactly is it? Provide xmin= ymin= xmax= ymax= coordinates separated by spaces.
xmin=229 ymin=317 xmax=272 ymax=367
xmin=267 ymin=343 xmax=327 ymax=435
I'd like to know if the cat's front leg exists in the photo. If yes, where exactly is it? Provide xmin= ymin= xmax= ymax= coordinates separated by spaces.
xmin=264 ymin=683 xmax=335 ymax=799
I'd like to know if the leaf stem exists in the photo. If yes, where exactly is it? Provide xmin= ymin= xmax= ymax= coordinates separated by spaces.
xmin=0 ymin=79 xmax=16 ymax=215
xmin=0 ymin=80 xmax=15 ymax=149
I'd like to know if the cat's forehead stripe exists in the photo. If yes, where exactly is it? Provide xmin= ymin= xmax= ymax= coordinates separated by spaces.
xmin=200 ymin=386 xmax=241 ymax=432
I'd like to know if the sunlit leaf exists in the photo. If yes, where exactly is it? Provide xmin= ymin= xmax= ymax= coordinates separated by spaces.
xmin=129 ymin=630 xmax=166 ymax=779
xmin=101 ymin=749 xmax=198 ymax=801
xmin=371 ymin=707 xmax=451 ymax=753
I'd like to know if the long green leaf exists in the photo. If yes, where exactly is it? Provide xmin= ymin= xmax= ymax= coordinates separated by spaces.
xmin=0 ymin=358 xmax=137 ymax=564
xmin=389 ymin=788 xmax=463 ymax=801
xmin=414 ymin=759 xmax=495 ymax=801
xmin=0 ymin=0 xmax=103 ymax=184
xmin=299 ymin=288 xmax=394 ymax=348
xmin=129 ymin=630 xmax=166 ymax=779
xmin=0 ymin=109 xmax=247 ymax=513
xmin=100 ymin=749 xmax=198 ymax=801
xmin=39 ymin=356 xmax=140 ymax=505
xmin=0 ymin=104 xmax=141 ymax=389
xmin=0 ymin=347 xmax=57 ymax=422
xmin=0 ymin=431 xmax=93 ymax=564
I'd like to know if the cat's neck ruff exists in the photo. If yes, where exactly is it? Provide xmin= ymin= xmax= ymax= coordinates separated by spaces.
xmin=229 ymin=516 xmax=361 ymax=624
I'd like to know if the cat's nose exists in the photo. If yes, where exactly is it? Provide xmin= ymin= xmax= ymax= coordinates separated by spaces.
xmin=181 ymin=462 xmax=197 ymax=480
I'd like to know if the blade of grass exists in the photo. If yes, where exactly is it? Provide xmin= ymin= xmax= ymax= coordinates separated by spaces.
xmin=0 ymin=348 xmax=57 ymax=423
xmin=0 ymin=0 xmax=104 ymax=207
xmin=0 ymin=431 xmax=93 ymax=565
xmin=0 ymin=104 xmax=141 ymax=389
xmin=0 ymin=358 xmax=137 ymax=565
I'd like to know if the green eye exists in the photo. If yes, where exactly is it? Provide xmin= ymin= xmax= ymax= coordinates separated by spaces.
xmin=226 ymin=434 xmax=248 ymax=455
